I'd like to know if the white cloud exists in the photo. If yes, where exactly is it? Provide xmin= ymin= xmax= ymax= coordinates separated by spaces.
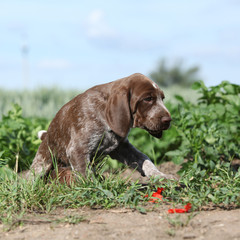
xmin=85 ymin=9 xmax=116 ymax=39
xmin=38 ymin=59 xmax=72 ymax=70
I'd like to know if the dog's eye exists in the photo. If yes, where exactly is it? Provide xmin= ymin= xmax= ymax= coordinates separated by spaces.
xmin=143 ymin=97 xmax=154 ymax=102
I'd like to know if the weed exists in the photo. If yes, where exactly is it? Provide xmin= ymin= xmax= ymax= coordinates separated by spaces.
xmin=0 ymin=104 xmax=49 ymax=171
xmin=166 ymin=212 xmax=198 ymax=237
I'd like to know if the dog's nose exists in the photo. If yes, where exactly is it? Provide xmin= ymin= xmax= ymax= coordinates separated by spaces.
xmin=161 ymin=116 xmax=172 ymax=124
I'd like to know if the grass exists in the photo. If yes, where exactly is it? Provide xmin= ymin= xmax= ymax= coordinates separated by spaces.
xmin=1 ymin=159 xmax=239 ymax=226
xmin=0 ymin=161 xmax=151 ymax=225
xmin=166 ymin=213 xmax=198 ymax=237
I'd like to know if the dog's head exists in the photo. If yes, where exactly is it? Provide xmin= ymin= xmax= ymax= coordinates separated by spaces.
xmin=105 ymin=73 xmax=171 ymax=138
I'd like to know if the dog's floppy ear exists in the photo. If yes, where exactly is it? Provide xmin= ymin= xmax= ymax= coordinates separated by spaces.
xmin=105 ymin=87 xmax=132 ymax=138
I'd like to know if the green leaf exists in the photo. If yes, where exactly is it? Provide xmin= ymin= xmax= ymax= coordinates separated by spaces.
xmin=205 ymin=135 xmax=216 ymax=144
xmin=223 ymin=84 xmax=235 ymax=94
xmin=165 ymin=150 xmax=183 ymax=157
xmin=208 ymin=194 xmax=215 ymax=201
xmin=174 ymin=95 xmax=184 ymax=102
xmin=209 ymin=160 xmax=216 ymax=170
xmin=191 ymin=81 xmax=201 ymax=90
xmin=101 ymin=189 xmax=114 ymax=198
xmin=172 ymin=156 xmax=185 ymax=165
xmin=223 ymin=95 xmax=240 ymax=106
xmin=214 ymin=103 xmax=225 ymax=116
xmin=0 ymin=151 xmax=4 ymax=158
xmin=136 ymin=206 xmax=147 ymax=214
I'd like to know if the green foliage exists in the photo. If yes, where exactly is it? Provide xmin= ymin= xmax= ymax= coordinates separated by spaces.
xmin=1 ymin=81 xmax=239 ymax=175
xmin=150 ymin=59 xmax=201 ymax=87
xmin=0 ymin=104 xmax=49 ymax=171
xmin=161 ymin=161 xmax=240 ymax=208
xmin=128 ymin=126 xmax=181 ymax=165
xmin=0 ymin=80 xmax=239 ymax=225
xmin=171 ymin=81 xmax=240 ymax=173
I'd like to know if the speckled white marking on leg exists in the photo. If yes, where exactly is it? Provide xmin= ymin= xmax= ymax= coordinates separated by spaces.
xmin=142 ymin=159 xmax=161 ymax=177
xmin=142 ymin=159 xmax=177 ymax=180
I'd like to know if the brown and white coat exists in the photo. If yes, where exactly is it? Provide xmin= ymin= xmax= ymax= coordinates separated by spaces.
xmin=25 ymin=73 xmax=176 ymax=181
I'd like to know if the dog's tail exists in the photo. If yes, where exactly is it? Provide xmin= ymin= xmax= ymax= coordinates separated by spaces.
xmin=38 ymin=130 xmax=47 ymax=141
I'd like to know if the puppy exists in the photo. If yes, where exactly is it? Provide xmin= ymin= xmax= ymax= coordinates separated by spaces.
xmin=25 ymin=73 xmax=176 ymax=182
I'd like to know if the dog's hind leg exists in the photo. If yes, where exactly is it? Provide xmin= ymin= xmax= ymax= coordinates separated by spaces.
xmin=23 ymin=138 xmax=53 ymax=180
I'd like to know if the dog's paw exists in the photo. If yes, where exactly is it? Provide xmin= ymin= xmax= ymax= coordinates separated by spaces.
xmin=163 ymin=173 xmax=179 ymax=181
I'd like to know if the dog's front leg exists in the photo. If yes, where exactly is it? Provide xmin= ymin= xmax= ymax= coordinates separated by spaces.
xmin=109 ymin=139 xmax=177 ymax=180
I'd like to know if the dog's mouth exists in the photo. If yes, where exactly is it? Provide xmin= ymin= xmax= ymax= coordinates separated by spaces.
xmin=144 ymin=128 xmax=163 ymax=138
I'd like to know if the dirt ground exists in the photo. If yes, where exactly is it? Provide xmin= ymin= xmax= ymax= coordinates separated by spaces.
xmin=1 ymin=162 xmax=240 ymax=240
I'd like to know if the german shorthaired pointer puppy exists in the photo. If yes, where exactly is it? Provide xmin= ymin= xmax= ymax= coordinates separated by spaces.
xmin=25 ymin=73 xmax=176 ymax=181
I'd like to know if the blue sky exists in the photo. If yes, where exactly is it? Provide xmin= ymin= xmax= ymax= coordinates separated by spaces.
xmin=0 ymin=0 xmax=239 ymax=90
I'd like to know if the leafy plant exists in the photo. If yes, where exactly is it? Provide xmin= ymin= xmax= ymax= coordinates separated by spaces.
xmin=164 ymin=81 xmax=240 ymax=173
xmin=0 ymin=104 xmax=49 ymax=171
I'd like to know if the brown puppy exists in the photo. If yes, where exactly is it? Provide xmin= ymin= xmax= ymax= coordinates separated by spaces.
xmin=25 ymin=73 xmax=176 ymax=181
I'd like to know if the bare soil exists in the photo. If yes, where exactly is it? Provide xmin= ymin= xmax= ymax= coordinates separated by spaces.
xmin=1 ymin=162 xmax=240 ymax=240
